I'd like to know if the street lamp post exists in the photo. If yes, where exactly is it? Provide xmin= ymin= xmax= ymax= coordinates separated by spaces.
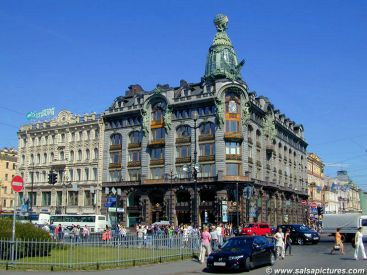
xmin=236 ymin=182 xmax=239 ymax=229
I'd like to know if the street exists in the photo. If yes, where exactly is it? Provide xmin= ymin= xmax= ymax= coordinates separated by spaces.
xmin=2 ymin=235 xmax=367 ymax=275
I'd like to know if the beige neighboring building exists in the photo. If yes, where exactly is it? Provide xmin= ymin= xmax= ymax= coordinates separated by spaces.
xmin=333 ymin=170 xmax=361 ymax=213
xmin=307 ymin=153 xmax=325 ymax=207
xmin=0 ymin=148 xmax=17 ymax=213
xmin=323 ymin=177 xmax=339 ymax=214
xmin=17 ymin=111 xmax=104 ymax=215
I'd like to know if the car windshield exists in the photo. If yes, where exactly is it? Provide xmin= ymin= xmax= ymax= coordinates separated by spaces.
xmin=244 ymin=224 xmax=254 ymax=228
xmin=221 ymin=238 xmax=252 ymax=252
xmin=294 ymin=225 xmax=311 ymax=231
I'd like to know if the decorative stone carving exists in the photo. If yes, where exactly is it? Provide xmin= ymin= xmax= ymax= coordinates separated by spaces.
xmin=164 ymin=106 xmax=173 ymax=131
xmin=240 ymin=96 xmax=251 ymax=126
xmin=141 ymin=109 xmax=150 ymax=136
xmin=262 ymin=113 xmax=277 ymax=141
xmin=215 ymin=98 xmax=225 ymax=128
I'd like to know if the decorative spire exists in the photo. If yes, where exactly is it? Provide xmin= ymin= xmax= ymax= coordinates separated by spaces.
xmin=203 ymin=14 xmax=244 ymax=82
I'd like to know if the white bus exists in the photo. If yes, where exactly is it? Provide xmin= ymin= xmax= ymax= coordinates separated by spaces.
xmin=50 ymin=214 xmax=108 ymax=233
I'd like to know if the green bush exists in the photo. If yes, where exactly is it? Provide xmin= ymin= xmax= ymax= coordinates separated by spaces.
xmin=0 ymin=219 xmax=52 ymax=260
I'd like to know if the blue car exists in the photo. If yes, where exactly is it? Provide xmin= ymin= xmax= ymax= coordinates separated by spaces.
xmin=207 ymin=236 xmax=275 ymax=272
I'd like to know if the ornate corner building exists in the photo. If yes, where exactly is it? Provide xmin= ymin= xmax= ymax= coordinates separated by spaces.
xmin=17 ymin=111 xmax=104 ymax=215
xmin=101 ymin=14 xmax=308 ymax=227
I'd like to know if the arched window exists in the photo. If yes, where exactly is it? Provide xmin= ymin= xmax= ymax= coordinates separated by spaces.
xmin=94 ymin=148 xmax=98 ymax=160
xmin=110 ymin=133 xmax=122 ymax=145
xmin=50 ymin=152 xmax=54 ymax=162
xmin=30 ymin=154 xmax=34 ymax=164
xmin=151 ymin=102 xmax=165 ymax=122
xmin=43 ymin=153 xmax=47 ymax=164
xmin=70 ymin=150 xmax=74 ymax=161
xmin=37 ymin=154 xmax=40 ymax=164
xmin=129 ymin=131 xmax=141 ymax=144
xmin=85 ymin=149 xmax=90 ymax=160
xmin=225 ymin=92 xmax=240 ymax=114
xmin=60 ymin=151 xmax=65 ymax=161
xmin=176 ymin=125 xmax=191 ymax=137
xmin=256 ymin=130 xmax=261 ymax=138
xmin=200 ymin=122 xmax=215 ymax=136
xmin=78 ymin=150 xmax=82 ymax=161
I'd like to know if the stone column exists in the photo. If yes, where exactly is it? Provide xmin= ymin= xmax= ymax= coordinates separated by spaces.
xmin=215 ymin=189 xmax=228 ymax=224
xmin=140 ymin=195 xmax=150 ymax=225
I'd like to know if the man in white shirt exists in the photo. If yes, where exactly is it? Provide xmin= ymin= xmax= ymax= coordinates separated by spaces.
xmin=216 ymin=224 xmax=223 ymax=246
xmin=354 ymin=227 xmax=367 ymax=260
xmin=273 ymin=227 xmax=285 ymax=259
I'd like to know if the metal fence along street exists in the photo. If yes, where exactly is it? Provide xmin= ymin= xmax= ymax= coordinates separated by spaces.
xmin=0 ymin=235 xmax=200 ymax=271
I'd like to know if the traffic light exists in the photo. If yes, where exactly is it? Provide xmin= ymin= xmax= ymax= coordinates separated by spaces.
xmin=317 ymin=206 xmax=324 ymax=216
xmin=48 ymin=171 xmax=58 ymax=185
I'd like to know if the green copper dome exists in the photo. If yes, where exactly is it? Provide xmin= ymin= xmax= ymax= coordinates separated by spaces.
xmin=204 ymin=14 xmax=244 ymax=81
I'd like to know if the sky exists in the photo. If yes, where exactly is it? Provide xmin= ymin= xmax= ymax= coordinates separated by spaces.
xmin=1 ymin=1 xmax=367 ymax=189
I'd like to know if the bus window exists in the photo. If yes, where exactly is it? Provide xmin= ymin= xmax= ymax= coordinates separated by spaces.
xmin=98 ymin=216 xmax=106 ymax=220
xmin=361 ymin=219 xmax=367 ymax=227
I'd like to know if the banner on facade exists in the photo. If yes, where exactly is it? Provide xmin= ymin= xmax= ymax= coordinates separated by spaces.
xmin=221 ymin=201 xmax=228 ymax=223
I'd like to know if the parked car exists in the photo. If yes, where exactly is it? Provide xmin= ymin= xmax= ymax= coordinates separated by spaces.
xmin=279 ymin=224 xmax=320 ymax=245
xmin=241 ymin=223 xmax=272 ymax=236
xmin=207 ymin=236 xmax=275 ymax=272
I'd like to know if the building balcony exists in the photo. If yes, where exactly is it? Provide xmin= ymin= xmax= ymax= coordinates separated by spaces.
xmin=148 ymin=139 xmax=165 ymax=147
xmin=266 ymin=164 xmax=271 ymax=170
xmin=223 ymin=175 xmax=250 ymax=182
xmin=224 ymin=132 xmax=243 ymax=141
xmin=176 ymin=136 xmax=191 ymax=144
xmin=226 ymin=154 xmax=242 ymax=161
xmin=150 ymin=159 xmax=165 ymax=166
xmin=175 ymin=157 xmax=191 ymax=164
xmin=127 ymin=161 xmax=141 ymax=167
xmin=128 ymin=142 xmax=141 ymax=149
xmin=248 ymin=157 xmax=253 ymax=164
xmin=199 ymin=155 xmax=215 ymax=162
xmin=199 ymin=134 xmax=215 ymax=142
xmin=110 ymin=144 xmax=122 ymax=151
xmin=151 ymin=119 xmax=164 ymax=127
xmin=256 ymin=160 xmax=262 ymax=167
xmin=109 ymin=163 xmax=122 ymax=169
xmin=144 ymin=179 xmax=164 ymax=184
xmin=256 ymin=141 xmax=262 ymax=148
xmin=248 ymin=137 xmax=253 ymax=144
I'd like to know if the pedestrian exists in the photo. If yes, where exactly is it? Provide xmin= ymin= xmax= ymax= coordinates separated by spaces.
xmin=82 ymin=225 xmax=90 ymax=242
xmin=330 ymin=228 xmax=344 ymax=255
xmin=354 ymin=227 xmax=367 ymax=260
xmin=216 ymin=224 xmax=223 ymax=246
xmin=198 ymin=226 xmax=211 ymax=264
xmin=284 ymin=228 xmax=292 ymax=256
xmin=210 ymin=226 xmax=218 ymax=251
xmin=273 ymin=227 xmax=285 ymax=259
xmin=73 ymin=225 xmax=81 ymax=242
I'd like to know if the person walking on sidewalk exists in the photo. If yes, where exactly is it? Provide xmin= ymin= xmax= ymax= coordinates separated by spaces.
xmin=354 ymin=227 xmax=367 ymax=260
xmin=199 ymin=226 xmax=211 ymax=264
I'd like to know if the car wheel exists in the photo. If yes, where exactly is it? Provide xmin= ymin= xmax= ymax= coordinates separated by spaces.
xmin=244 ymin=257 xmax=253 ymax=271
xmin=297 ymin=237 xmax=304 ymax=245
xmin=269 ymin=252 xmax=276 ymax=266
